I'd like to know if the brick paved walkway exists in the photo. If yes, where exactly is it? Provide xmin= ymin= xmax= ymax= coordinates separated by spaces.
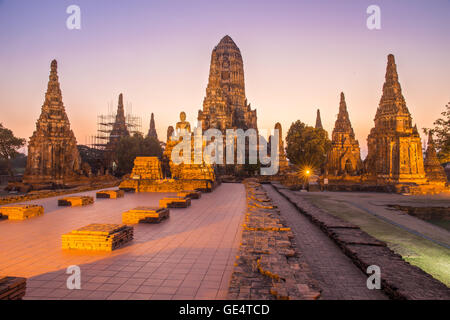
xmin=0 ymin=183 xmax=246 ymax=300
xmin=263 ymin=185 xmax=388 ymax=300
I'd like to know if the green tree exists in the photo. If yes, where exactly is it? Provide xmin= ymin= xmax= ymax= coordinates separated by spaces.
xmin=115 ymin=133 xmax=162 ymax=175
xmin=0 ymin=123 xmax=26 ymax=176
xmin=286 ymin=120 xmax=331 ymax=169
xmin=424 ymin=103 xmax=450 ymax=163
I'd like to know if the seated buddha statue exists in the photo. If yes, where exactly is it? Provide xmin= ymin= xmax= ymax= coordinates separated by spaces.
xmin=176 ymin=111 xmax=191 ymax=133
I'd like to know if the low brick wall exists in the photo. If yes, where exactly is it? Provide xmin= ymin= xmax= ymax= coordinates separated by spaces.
xmin=228 ymin=179 xmax=320 ymax=300
xmin=271 ymin=182 xmax=450 ymax=300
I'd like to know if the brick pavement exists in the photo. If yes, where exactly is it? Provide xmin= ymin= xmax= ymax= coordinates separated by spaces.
xmin=0 ymin=183 xmax=246 ymax=300
xmin=263 ymin=184 xmax=388 ymax=300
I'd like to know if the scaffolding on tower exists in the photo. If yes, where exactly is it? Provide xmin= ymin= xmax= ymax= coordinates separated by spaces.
xmin=88 ymin=101 xmax=142 ymax=151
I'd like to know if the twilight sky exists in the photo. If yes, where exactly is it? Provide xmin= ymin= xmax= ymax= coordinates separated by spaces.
xmin=0 ymin=0 xmax=449 ymax=157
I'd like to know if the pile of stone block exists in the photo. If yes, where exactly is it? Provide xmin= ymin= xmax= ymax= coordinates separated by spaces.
xmin=58 ymin=196 xmax=94 ymax=206
xmin=0 ymin=204 xmax=44 ymax=220
xmin=177 ymin=190 xmax=201 ymax=199
xmin=0 ymin=277 xmax=26 ymax=300
xmin=96 ymin=189 xmax=125 ymax=199
xmin=122 ymin=206 xmax=170 ymax=224
xmin=62 ymin=223 xmax=133 ymax=251
xmin=159 ymin=196 xmax=191 ymax=208
xmin=228 ymin=179 xmax=320 ymax=300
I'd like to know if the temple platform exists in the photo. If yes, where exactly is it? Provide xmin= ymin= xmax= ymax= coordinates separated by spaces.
xmin=122 ymin=207 xmax=170 ymax=224
xmin=177 ymin=190 xmax=201 ymax=199
xmin=0 ymin=204 xmax=44 ymax=221
xmin=159 ymin=196 xmax=191 ymax=208
xmin=96 ymin=189 xmax=125 ymax=199
xmin=58 ymin=196 xmax=94 ymax=207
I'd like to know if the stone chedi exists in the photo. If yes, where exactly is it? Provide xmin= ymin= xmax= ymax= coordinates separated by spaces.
xmin=424 ymin=132 xmax=448 ymax=185
xmin=147 ymin=113 xmax=158 ymax=140
xmin=327 ymin=92 xmax=362 ymax=176
xmin=23 ymin=60 xmax=82 ymax=186
xmin=315 ymin=109 xmax=323 ymax=129
xmin=198 ymin=35 xmax=257 ymax=132
xmin=108 ymin=93 xmax=129 ymax=148
xmin=364 ymin=54 xmax=426 ymax=184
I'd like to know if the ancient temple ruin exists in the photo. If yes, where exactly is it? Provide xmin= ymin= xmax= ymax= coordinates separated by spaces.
xmin=326 ymin=92 xmax=362 ymax=176
xmin=364 ymin=54 xmax=426 ymax=185
xmin=198 ymin=35 xmax=257 ymax=132
xmin=23 ymin=60 xmax=82 ymax=187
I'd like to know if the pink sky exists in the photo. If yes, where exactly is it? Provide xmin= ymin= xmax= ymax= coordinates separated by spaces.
xmin=0 ymin=0 xmax=449 ymax=157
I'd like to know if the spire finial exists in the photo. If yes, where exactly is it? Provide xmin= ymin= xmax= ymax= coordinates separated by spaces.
xmin=46 ymin=59 xmax=61 ymax=98
xmin=339 ymin=92 xmax=347 ymax=113
xmin=385 ymin=53 xmax=399 ymax=83
xmin=116 ymin=93 xmax=125 ymax=119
